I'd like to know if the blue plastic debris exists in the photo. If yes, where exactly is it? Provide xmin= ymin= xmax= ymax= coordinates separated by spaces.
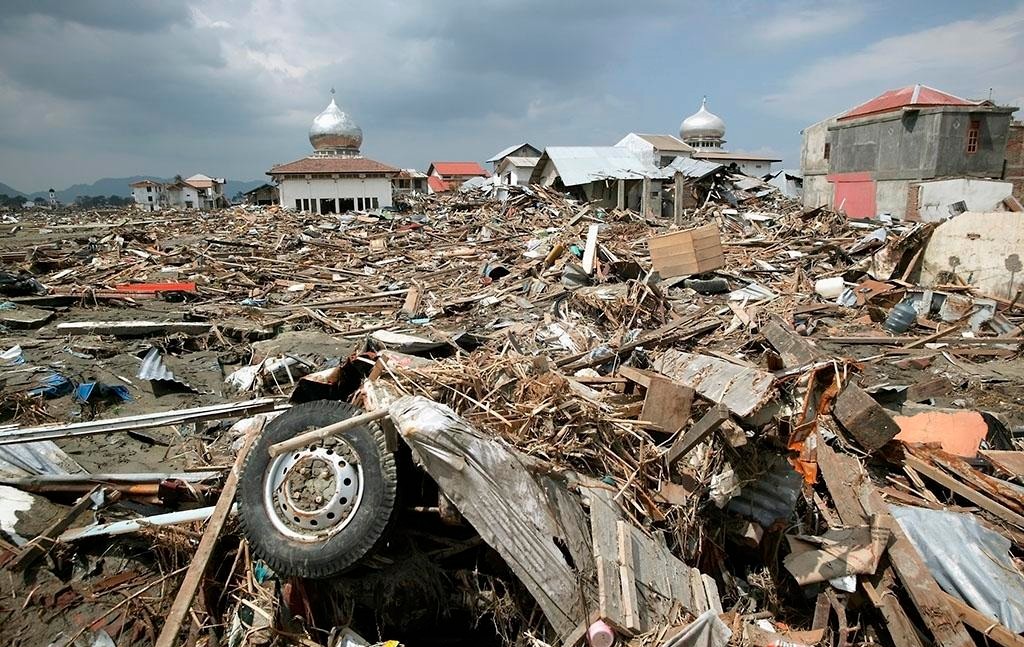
xmin=74 ymin=382 xmax=133 ymax=404
xmin=29 ymin=374 xmax=74 ymax=398
xmin=240 ymin=297 xmax=269 ymax=308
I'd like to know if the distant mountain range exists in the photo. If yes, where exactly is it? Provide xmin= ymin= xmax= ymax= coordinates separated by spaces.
xmin=0 ymin=176 xmax=267 ymax=203
xmin=0 ymin=182 xmax=26 ymax=198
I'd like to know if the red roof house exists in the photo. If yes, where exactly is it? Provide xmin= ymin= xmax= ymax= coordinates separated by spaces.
xmin=839 ymin=84 xmax=982 ymax=121
xmin=426 ymin=161 xmax=489 ymax=193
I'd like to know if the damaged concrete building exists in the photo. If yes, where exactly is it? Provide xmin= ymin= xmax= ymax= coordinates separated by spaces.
xmin=801 ymin=84 xmax=1020 ymax=220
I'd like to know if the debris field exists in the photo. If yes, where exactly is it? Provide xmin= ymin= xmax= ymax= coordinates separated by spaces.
xmin=1 ymin=177 xmax=1023 ymax=647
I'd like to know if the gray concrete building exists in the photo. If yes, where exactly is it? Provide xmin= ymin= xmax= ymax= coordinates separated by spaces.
xmin=801 ymin=84 xmax=1018 ymax=219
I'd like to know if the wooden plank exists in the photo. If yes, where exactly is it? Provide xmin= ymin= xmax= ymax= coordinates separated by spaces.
xmin=981 ymin=450 xmax=1024 ymax=477
xmin=616 ymin=520 xmax=641 ymax=633
xmin=904 ymin=456 xmax=1024 ymax=529
xmin=701 ymin=574 xmax=723 ymax=614
xmin=858 ymin=486 xmax=974 ymax=647
xmin=400 ymin=284 xmax=421 ymax=316
xmin=154 ymin=429 xmax=257 ymax=647
xmin=640 ymin=376 xmax=693 ymax=433
xmin=862 ymin=573 xmax=926 ymax=647
xmin=588 ymin=487 xmax=625 ymax=632
xmin=617 ymin=365 xmax=655 ymax=389
xmin=817 ymin=439 xmax=926 ymax=647
xmin=664 ymin=404 xmax=729 ymax=466
xmin=941 ymin=592 xmax=1024 ymax=647
xmin=582 ymin=223 xmax=600 ymax=275
xmin=832 ymin=384 xmax=900 ymax=451
xmin=761 ymin=320 xmax=820 ymax=368
xmin=689 ymin=568 xmax=707 ymax=614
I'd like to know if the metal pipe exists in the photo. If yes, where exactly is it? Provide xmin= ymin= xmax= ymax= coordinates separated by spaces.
xmin=268 ymin=408 xmax=390 ymax=458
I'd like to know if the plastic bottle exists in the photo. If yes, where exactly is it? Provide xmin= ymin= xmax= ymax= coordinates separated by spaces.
xmin=883 ymin=300 xmax=917 ymax=334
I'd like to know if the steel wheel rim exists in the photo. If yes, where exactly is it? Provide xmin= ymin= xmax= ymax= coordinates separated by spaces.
xmin=262 ymin=437 xmax=364 ymax=543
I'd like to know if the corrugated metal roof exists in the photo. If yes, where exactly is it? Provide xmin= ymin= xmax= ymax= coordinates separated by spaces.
xmin=138 ymin=347 xmax=194 ymax=391
xmin=486 ymin=143 xmax=540 ymax=163
xmin=665 ymin=157 xmax=723 ymax=179
xmin=726 ymin=459 xmax=802 ymax=527
xmin=532 ymin=146 xmax=669 ymax=187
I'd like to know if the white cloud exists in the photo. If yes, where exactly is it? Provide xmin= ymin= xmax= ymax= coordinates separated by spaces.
xmin=754 ymin=4 xmax=868 ymax=43
xmin=763 ymin=4 xmax=1024 ymax=121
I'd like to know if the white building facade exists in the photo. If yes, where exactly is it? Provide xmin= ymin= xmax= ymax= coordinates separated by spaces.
xmin=130 ymin=180 xmax=164 ymax=212
xmin=268 ymin=92 xmax=398 ymax=213
xmin=614 ymin=133 xmax=694 ymax=168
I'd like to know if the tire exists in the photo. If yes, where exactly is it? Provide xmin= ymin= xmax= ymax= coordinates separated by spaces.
xmin=238 ymin=400 xmax=397 ymax=579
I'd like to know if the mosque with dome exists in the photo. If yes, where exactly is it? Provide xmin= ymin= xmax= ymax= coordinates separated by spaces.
xmin=616 ymin=97 xmax=780 ymax=177
xmin=681 ymin=98 xmax=780 ymax=176
xmin=267 ymin=91 xmax=399 ymax=213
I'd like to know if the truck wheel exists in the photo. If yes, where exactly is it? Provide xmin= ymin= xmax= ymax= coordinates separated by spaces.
xmin=238 ymin=401 xmax=397 ymax=579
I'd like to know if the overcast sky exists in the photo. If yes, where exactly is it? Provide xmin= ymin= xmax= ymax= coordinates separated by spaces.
xmin=1 ymin=0 xmax=1022 ymax=192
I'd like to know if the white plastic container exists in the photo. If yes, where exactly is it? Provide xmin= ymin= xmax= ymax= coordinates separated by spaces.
xmin=814 ymin=276 xmax=845 ymax=299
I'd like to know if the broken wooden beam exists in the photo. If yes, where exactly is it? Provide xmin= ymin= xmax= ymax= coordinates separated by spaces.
xmin=664 ymin=404 xmax=730 ymax=466
xmin=154 ymin=430 xmax=257 ymax=647
xmin=831 ymin=384 xmax=900 ymax=451
xmin=904 ymin=455 xmax=1024 ymax=530
xmin=941 ymin=592 xmax=1024 ymax=647
xmin=640 ymin=375 xmax=694 ymax=433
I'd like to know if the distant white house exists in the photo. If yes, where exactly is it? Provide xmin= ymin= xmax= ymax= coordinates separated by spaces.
xmin=392 ymin=169 xmax=428 ymax=196
xmin=494 ymin=156 xmax=540 ymax=186
xmin=614 ymin=133 xmax=695 ymax=168
xmin=486 ymin=143 xmax=541 ymax=171
xmin=130 ymin=174 xmax=225 ymax=211
xmin=130 ymin=179 xmax=165 ymax=212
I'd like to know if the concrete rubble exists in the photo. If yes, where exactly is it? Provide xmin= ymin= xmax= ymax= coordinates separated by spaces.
xmin=0 ymin=179 xmax=1023 ymax=647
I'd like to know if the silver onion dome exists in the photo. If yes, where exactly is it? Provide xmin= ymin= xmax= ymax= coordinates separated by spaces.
xmin=309 ymin=96 xmax=363 ymax=153
xmin=679 ymin=97 xmax=726 ymax=141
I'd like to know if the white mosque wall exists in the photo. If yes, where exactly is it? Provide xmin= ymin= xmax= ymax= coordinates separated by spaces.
xmin=278 ymin=176 xmax=393 ymax=212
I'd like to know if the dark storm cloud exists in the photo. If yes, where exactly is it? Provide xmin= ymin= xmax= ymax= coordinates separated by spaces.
xmin=0 ymin=1 xmax=191 ymax=33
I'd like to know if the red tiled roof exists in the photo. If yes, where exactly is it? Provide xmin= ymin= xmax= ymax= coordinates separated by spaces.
xmin=427 ymin=175 xmax=450 ymax=192
xmin=428 ymin=161 xmax=489 ymax=177
xmin=839 ymin=84 xmax=979 ymax=121
xmin=130 ymin=180 xmax=161 ymax=187
xmin=268 ymin=156 xmax=400 ymax=175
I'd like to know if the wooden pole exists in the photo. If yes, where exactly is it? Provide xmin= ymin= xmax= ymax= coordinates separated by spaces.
xmin=154 ymin=430 xmax=258 ymax=647
xmin=268 ymin=408 xmax=390 ymax=458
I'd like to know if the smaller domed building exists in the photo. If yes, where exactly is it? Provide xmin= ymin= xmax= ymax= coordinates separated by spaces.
xmin=268 ymin=92 xmax=399 ymax=213
xmin=679 ymin=98 xmax=780 ymax=177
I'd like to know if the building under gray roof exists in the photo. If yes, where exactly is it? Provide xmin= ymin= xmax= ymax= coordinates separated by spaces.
xmin=529 ymin=146 xmax=669 ymax=187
